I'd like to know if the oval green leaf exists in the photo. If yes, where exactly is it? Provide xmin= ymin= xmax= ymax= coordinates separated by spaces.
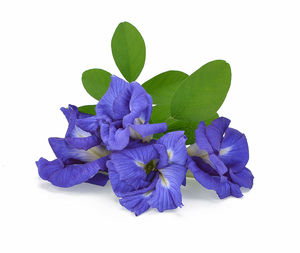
xmin=143 ymin=71 xmax=188 ymax=123
xmin=78 ymin=105 xmax=96 ymax=115
xmin=171 ymin=60 xmax=231 ymax=121
xmin=165 ymin=113 xmax=218 ymax=144
xmin=82 ymin=69 xmax=111 ymax=100
xmin=111 ymin=22 xmax=146 ymax=82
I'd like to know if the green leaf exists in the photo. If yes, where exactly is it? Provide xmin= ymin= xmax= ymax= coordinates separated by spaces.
xmin=111 ymin=22 xmax=146 ymax=82
xmin=78 ymin=105 xmax=96 ymax=115
xmin=164 ymin=113 xmax=218 ymax=144
xmin=82 ymin=69 xmax=111 ymax=100
xmin=143 ymin=71 xmax=188 ymax=123
xmin=171 ymin=60 xmax=231 ymax=121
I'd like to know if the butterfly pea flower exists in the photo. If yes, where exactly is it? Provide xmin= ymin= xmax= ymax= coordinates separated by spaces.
xmin=77 ymin=76 xmax=167 ymax=151
xmin=187 ymin=117 xmax=254 ymax=199
xmin=36 ymin=105 xmax=110 ymax=187
xmin=107 ymin=131 xmax=188 ymax=216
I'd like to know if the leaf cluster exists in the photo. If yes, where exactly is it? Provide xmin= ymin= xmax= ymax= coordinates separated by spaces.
xmin=79 ymin=22 xmax=231 ymax=144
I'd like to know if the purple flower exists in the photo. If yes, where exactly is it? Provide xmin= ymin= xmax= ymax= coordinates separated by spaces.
xmin=187 ymin=117 xmax=253 ymax=199
xmin=107 ymin=131 xmax=188 ymax=216
xmin=77 ymin=76 xmax=167 ymax=151
xmin=36 ymin=105 xmax=110 ymax=187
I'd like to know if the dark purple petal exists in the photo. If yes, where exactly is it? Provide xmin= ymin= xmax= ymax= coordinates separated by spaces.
xmin=36 ymin=157 xmax=104 ymax=187
xmin=37 ymin=158 xmax=64 ymax=181
xmin=229 ymin=167 xmax=254 ymax=189
xmin=188 ymin=157 xmax=218 ymax=190
xmin=86 ymin=173 xmax=109 ymax=186
xmin=191 ymin=156 xmax=218 ymax=176
xmin=215 ymin=179 xmax=231 ymax=199
xmin=209 ymin=154 xmax=228 ymax=175
xmin=195 ymin=121 xmax=214 ymax=153
xmin=229 ymin=182 xmax=243 ymax=198
xmin=206 ymin=117 xmax=230 ymax=152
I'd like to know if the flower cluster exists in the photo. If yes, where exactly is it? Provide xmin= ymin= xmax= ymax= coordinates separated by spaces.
xmin=37 ymin=76 xmax=254 ymax=215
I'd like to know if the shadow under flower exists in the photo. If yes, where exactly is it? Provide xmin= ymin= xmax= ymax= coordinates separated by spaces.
xmin=38 ymin=178 xmax=114 ymax=198
xmin=182 ymin=178 xmax=220 ymax=201
xmin=182 ymin=178 xmax=251 ymax=202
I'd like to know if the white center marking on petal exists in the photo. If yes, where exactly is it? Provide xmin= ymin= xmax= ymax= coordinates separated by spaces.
xmin=73 ymin=125 xmax=92 ymax=138
xmin=87 ymin=146 xmax=110 ymax=160
xmin=159 ymin=173 xmax=169 ymax=188
xmin=129 ymin=127 xmax=142 ymax=139
xmin=187 ymin=144 xmax=215 ymax=168
xmin=129 ymin=127 xmax=152 ymax=142
xmin=167 ymin=149 xmax=173 ymax=161
xmin=135 ymin=161 xmax=145 ymax=168
xmin=144 ymin=191 xmax=152 ymax=197
xmin=134 ymin=117 xmax=145 ymax=125
xmin=219 ymin=146 xmax=232 ymax=156
xmin=142 ymin=135 xmax=152 ymax=143
xmin=187 ymin=143 xmax=202 ymax=156
xmin=74 ymin=145 xmax=110 ymax=163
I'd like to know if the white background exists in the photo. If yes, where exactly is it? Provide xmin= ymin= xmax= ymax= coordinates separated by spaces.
xmin=1 ymin=0 xmax=299 ymax=252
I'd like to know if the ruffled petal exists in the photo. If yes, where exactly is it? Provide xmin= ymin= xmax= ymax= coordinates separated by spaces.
xmin=96 ymin=75 xmax=128 ymax=119
xmin=130 ymin=83 xmax=152 ymax=123
xmin=65 ymin=134 xmax=100 ymax=151
xmin=219 ymin=128 xmax=249 ymax=171
xmin=118 ymin=176 xmax=158 ymax=216
xmin=112 ymin=85 xmax=132 ymax=120
xmin=206 ymin=117 xmax=230 ymax=152
xmin=122 ymin=84 xmax=153 ymax=126
xmin=36 ymin=157 xmax=104 ymax=187
xmin=156 ymin=131 xmax=187 ymax=166
xmin=48 ymin=137 xmax=109 ymax=163
xmin=107 ymin=160 xmax=135 ymax=196
xmin=229 ymin=167 xmax=254 ymax=189
xmin=187 ymin=157 xmax=218 ymax=190
xmin=130 ymin=123 xmax=167 ymax=138
xmin=148 ymin=164 xmax=186 ymax=212
xmin=214 ymin=177 xmax=243 ymax=199
xmin=37 ymin=158 xmax=63 ymax=181
xmin=101 ymin=124 xmax=130 ymax=151
xmin=209 ymin=154 xmax=228 ymax=175
xmin=153 ymin=144 xmax=169 ymax=169
xmin=60 ymin=105 xmax=100 ymax=150
xmin=229 ymin=182 xmax=243 ymax=198
xmin=60 ymin=105 xmax=91 ymax=123
xmin=86 ymin=173 xmax=109 ymax=186
xmin=76 ymin=116 xmax=100 ymax=135
xmin=108 ymin=145 xmax=158 ymax=191
xmin=195 ymin=121 xmax=214 ymax=153
xmin=215 ymin=179 xmax=231 ymax=199
xmin=119 ymin=193 xmax=151 ymax=216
